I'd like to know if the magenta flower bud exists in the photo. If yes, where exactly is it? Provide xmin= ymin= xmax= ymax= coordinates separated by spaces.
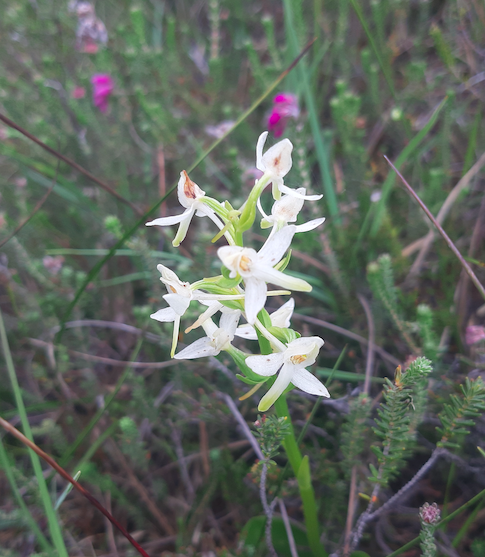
xmin=91 ymin=74 xmax=114 ymax=113
xmin=267 ymin=93 xmax=299 ymax=137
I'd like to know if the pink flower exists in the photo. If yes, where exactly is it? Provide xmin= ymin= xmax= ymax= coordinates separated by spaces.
xmin=267 ymin=93 xmax=299 ymax=138
xmin=466 ymin=325 xmax=485 ymax=345
xmin=71 ymin=86 xmax=86 ymax=99
xmin=91 ymin=74 xmax=113 ymax=113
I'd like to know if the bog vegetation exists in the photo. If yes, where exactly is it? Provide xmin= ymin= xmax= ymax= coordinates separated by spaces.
xmin=1 ymin=1 xmax=485 ymax=556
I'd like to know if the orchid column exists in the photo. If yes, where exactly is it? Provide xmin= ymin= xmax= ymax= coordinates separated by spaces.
xmin=146 ymin=132 xmax=329 ymax=557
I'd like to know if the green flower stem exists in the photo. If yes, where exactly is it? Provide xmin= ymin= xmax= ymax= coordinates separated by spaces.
xmin=274 ymin=395 xmax=327 ymax=557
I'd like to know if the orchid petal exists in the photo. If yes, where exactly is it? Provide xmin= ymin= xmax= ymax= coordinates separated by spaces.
xmin=146 ymin=210 xmax=191 ymax=227
xmin=150 ymin=307 xmax=178 ymax=322
xmin=294 ymin=218 xmax=326 ymax=233
xmin=219 ymin=310 xmax=241 ymax=338
xmin=246 ymin=352 xmax=285 ymax=376
xmin=244 ymin=277 xmax=268 ymax=324
xmin=258 ymin=363 xmax=294 ymax=411
xmin=253 ymin=265 xmax=312 ymax=292
xmin=256 ymin=131 xmax=268 ymax=171
xmin=261 ymin=139 xmax=293 ymax=178
xmin=278 ymin=184 xmax=323 ymax=200
xmin=270 ymin=298 xmax=295 ymax=328
xmin=201 ymin=317 xmax=218 ymax=338
xmin=163 ymin=293 xmax=191 ymax=315
xmin=235 ymin=324 xmax=258 ymax=340
xmin=256 ymin=196 xmax=270 ymax=221
xmin=175 ymin=337 xmax=219 ymax=359
xmin=257 ymin=225 xmax=295 ymax=264
xmin=291 ymin=368 xmax=330 ymax=397
xmin=177 ymin=170 xmax=205 ymax=209
xmin=171 ymin=208 xmax=194 ymax=247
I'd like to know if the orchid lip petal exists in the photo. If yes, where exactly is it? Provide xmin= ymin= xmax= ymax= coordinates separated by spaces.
xmin=244 ymin=277 xmax=267 ymax=324
xmin=258 ymin=363 xmax=294 ymax=411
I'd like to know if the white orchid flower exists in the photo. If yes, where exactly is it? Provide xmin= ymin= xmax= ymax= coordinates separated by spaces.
xmin=257 ymin=188 xmax=325 ymax=235
xmin=151 ymin=265 xmax=244 ymax=356
xmin=235 ymin=298 xmax=295 ymax=340
xmin=256 ymin=131 xmax=293 ymax=200
xmin=218 ymin=225 xmax=311 ymax=325
xmin=245 ymin=336 xmax=329 ymax=411
xmin=174 ymin=311 xmax=241 ymax=360
xmin=146 ymin=170 xmax=225 ymax=247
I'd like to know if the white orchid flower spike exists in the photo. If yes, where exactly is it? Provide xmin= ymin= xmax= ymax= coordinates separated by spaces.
xmin=246 ymin=336 xmax=329 ymax=411
xmin=218 ymin=225 xmax=311 ymax=325
xmin=174 ymin=311 xmax=241 ymax=360
xmin=235 ymin=298 xmax=295 ymax=340
xmin=146 ymin=170 xmax=224 ymax=247
xmin=257 ymin=188 xmax=325 ymax=235
xmin=256 ymin=131 xmax=293 ymax=200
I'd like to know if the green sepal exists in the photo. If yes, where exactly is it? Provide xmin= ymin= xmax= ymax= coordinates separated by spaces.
xmin=258 ymin=308 xmax=272 ymax=328
xmin=274 ymin=249 xmax=292 ymax=272
xmin=238 ymin=175 xmax=270 ymax=232
xmin=228 ymin=346 xmax=269 ymax=383
xmin=267 ymin=326 xmax=299 ymax=344
xmin=255 ymin=309 xmax=273 ymax=355
xmin=219 ymin=300 xmax=245 ymax=311
xmin=236 ymin=374 xmax=267 ymax=386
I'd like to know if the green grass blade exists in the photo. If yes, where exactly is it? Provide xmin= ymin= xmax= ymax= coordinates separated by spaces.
xmin=349 ymin=0 xmax=397 ymax=102
xmin=283 ymin=0 xmax=338 ymax=220
xmin=0 ymin=308 xmax=68 ymax=557
xmin=369 ymin=97 xmax=448 ymax=237
xmin=0 ymin=438 xmax=53 ymax=553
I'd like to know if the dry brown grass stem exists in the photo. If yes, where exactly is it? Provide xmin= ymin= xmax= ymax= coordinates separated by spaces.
xmin=386 ymin=156 xmax=485 ymax=301
xmin=402 ymin=150 xmax=485 ymax=272
xmin=0 ymin=416 xmax=152 ymax=557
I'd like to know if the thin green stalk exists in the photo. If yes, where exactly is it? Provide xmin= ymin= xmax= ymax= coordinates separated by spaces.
xmin=0 ymin=308 xmax=68 ymax=557
xmin=0 ymin=438 xmax=53 ymax=553
xmin=274 ymin=395 xmax=327 ymax=557
xmin=451 ymin=498 xmax=484 ymax=548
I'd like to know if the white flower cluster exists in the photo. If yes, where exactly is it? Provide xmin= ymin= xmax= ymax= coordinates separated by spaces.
xmin=146 ymin=132 xmax=330 ymax=411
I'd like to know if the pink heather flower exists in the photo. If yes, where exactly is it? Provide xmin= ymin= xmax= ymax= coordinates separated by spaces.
xmin=91 ymin=74 xmax=113 ymax=113
xmin=71 ymin=86 xmax=86 ymax=99
xmin=466 ymin=325 xmax=485 ymax=345
xmin=419 ymin=503 xmax=440 ymax=525
xmin=267 ymin=93 xmax=299 ymax=138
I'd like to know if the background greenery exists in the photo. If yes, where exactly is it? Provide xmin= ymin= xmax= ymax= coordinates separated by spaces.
xmin=1 ymin=0 xmax=485 ymax=555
